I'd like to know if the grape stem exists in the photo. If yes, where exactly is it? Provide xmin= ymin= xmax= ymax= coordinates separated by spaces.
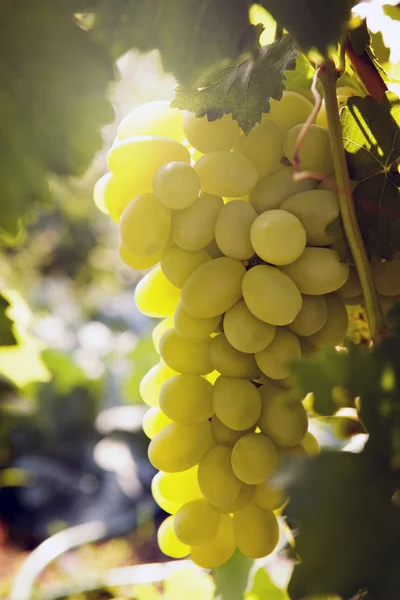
xmin=320 ymin=59 xmax=383 ymax=339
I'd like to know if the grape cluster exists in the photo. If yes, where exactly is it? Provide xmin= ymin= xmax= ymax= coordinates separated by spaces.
xmin=94 ymin=91 xmax=395 ymax=567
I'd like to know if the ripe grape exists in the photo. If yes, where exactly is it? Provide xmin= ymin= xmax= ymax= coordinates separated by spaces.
xmin=135 ymin=266 xmax=181 ymax=317
xmin=209 ymin=333 xmax=260 ymax=379
xmin=249 ymin=166 xmax=317 ymax=214
xmin=119 ymin=243 xmax=161 ymax=270
xmin=258 ymin=387 xmax=308 ymax=447
xmin=280 ymin=248 xmax=350 ymax=295
xmin=210 ymin=415 xmax=254 ymax=447
xmin=287 ymin=294 xmax=328 ymax=336
xmin=139 ymin=362 xmax=178 ymax=407
xmin=157 ymin=515 xmax=189 ymax=558
xmin=94 ymin=172 xmax=140 ymax=222
xmin=253 ymin=482 xmax=287 ymax=511
xmin=215 ymin=200 xmax=257 ymax=260
xmin=233 ymin=505 xmax=279 ymax=558
xmin=233 ymin=120 xmax=283 ymax=179
xmin=190 ymin=515 xmax=236 ymax=568
xmin=159 ymin=374 xmax=214 ymax=424
xmin=120 ymin=193 xmax=171 ymax=256
xmin=151 ymin=477 xmax=181 ymax=514
xmin=335 ymin=267 xmax=362 ymax=299
xmin=172 ymin=192 xmax=223 ymax=251
xmin=117 ymin=101 xmax=185 ymax=142
xmin=159 ymin=329 xmax=213 ymax=375
xmin=223 ymin=299 xmax=276 ymax=353
xmin=198 ymin=445 xmax=242 ymax=506
xmin=214 ymin=483 xmax=255 ymax=514
xmin=153 ymin=467 xmax=202 ymax=506
xmin=212 ymin=376 xmax=262 ymax=430
xmin=266 ymin=90 xmax=313 ymax=133
xmin=183 ymin=112 xmax=241 ymax=153
xmin=309 ymin=294 xmax=349 ymax=348
xmin=370 ymin=258 xmax=400 ymax=296
xmin=250 ymin=209 xmax=306 ymax=265
xmin=153 ymin=161 xmax=200 ymax=209
xmin=194 ymin=151 xmax=258 ymax=197
xmin=255 ymin=328 xmax=301 ymax=380
xmin=231 ymin=432 xmax=278 ymax=484
xmin=152 ymin=316 xmax=174 ymax=353
xmin=284 ymin=124 xmax=334 ymax=176
xmin=142 ymin=407 xmax=172 ymax=439
xmin=174 ymin=303 xmax=220 ymax=341
xmin=174 ymin=499 xmax=221 ymax=545
xmin=161 ymin=245 xmax=210 ymax=288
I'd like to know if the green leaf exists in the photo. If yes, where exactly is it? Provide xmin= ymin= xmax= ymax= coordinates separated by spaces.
xmin=341 ymin=94 xmax=400 ymax=258
xmin=0 ymin=294 xmax=17 ymax=347
xmin=284 ymin=53 xmax=316 ymax=93
xmin=348 ymin=22 xmax=371 ymax=57
xmin=246 ymin=567 xmax=289 ymax=600
xmin=172 ymin=34 xmax=298 ymax=134
xmin=214 ymin=549 xmax=253 ymax=600
xmin=40 ymin=350 xmax=89 ymax=395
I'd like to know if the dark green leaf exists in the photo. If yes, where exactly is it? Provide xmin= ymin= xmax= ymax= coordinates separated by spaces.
xmin=0 ymin=294 xmax=17 ymax=347
xmin=172 ymin=34 xmax=298 ymax=134
xmin=349 ymin=22 xmax=371 ymax=56
xmin=214 ymin=549 xmax=253 ymax=600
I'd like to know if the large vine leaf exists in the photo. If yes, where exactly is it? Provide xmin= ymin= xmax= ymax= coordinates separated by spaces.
xmin=341 ymin=94 xmax=400 ymax=258
xmin=214 ymin=549 xmax=253 ymax=600
xmin=172 ymin=34 xmax=298 ymax=134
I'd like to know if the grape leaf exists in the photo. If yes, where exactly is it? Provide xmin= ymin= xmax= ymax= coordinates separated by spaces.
xmin=0 ymin=294 xmax=17 ymax=347
xmin=214 ymin=549 xmax=253 ymax=600
xmin=284 ymin=53 xmax=316 ymax=93
xmin=172 ymin=34 xmax=298 ymax=134
xmin=348 ymin=22 xmax=371 ymax=57
xmin=341 ymin=94 xmax=400 ymax=258
xmin=246 ymin=567 xmax=289 ymax=600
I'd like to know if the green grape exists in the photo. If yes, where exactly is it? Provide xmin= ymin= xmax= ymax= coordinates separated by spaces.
xmin=152 ymin=316 xmax=174 ymax=353
xmin=157 ymin=516 xmax=190 ymax=558
xmin=309 ymin=294 xmax=348 ymax=348
xmin=265 ymin=91 xmax=313 ymax=133
xmin=159 ymin=329 xmax=213 ymax=375
xmin=194 ymin=152 xmax=258 ymax=198
xmin=119 ymin=242 xmax=161 ymax=270
xmin=135 ymin=266 xmax=181 ymax=318
xmin=280 ymin=189 xmax=340 ymax=246
xmin=183 ymin=112 xmax=241 ymax=153
xmin=120 ymin=193 xmax=171 ymax=256
xmin=370 ymin=258 xmax=400 ymax=296
xmin=142 ymin=407 xmax=172 ymax=439
xmin=174 ymin=303 xmax=220 ymax=342
xmin=335 ymin=266 xmax=362 ymax=299
xmin=233 ymin=120 xmax=283 ymax=179
xmin=107 ymin=136 xmax=190 ymax=190
xmin=250 ymin=209 xmax=306 ymax=265
xmin=154 ymin=467 xmax=202 ymax=506
xmin=287 ymin=294 xmax=328 ymax=336
xmin=258 ymin=387 xmax=308 ymax=447
xmin=223 ymin=299 xmax=276 ymax=353
xmin=255 ymin=328 xmax=301 ymax=380
xmin=284 ymin=124 xmax=334 ymax=176
xmin=190 ymin=514 xmax=236 ymax=568
xmin=209 ymin=334 xmax=260 ymax=379
xmin=210 ymin=415 xmax=254 ymax=447
xmin=302 ymin=430 xmax=320 ymax=455
xmin=152 ymin=476 xmax=181 ymax=514
xmin=231 ymin=433 xmax=278 ymax=485
xmin=214 ymin=483 xmax=255 ymax=514
xmin=253 ymin=482 xmax=287 ymax=511
xmin=174 ymin=499 xmax=221 ymax=545
xmin=280 ymin=248 xmax=350 ymax=295
xmin=161 ymin=245 xmax=210 ymax=288
xmin=233 ymin=505 xmax=279 ymax=559
xmin=140 ymin=362 xmax=178 ymax=407
xmin=204 ymin=238 xmax=225 ymax=258
xmin=198 ymin=445 xmax=242 ymax=506
xmin=242 ymin=265 xmax=302 ymax=326
xmin=117 ymin=101 xmax=185 ymax=142
xmin=172 ymin=192 xmax=223 ymax=251
xmin=153 ymin=161 xmax=201 ymax=209
xmin=148 ymin=420 xmax=214 ymax=472
xmin=159 ymin=374 xmax=214 ymax=424
xmin=213 ymin=377 xmax=262 ymax=431
xmin=215 ymin=200 xmax=258 ymax=260
xmin=182 ymin=257 xmax=246 ymax=319
xmin=93 ymin=172 xmax=113 ymax=215
xmin=249 ymin=166 xmax=317 ymax=214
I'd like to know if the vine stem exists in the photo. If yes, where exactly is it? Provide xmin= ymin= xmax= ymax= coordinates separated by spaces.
xmin=320 ymin=59 xmax=383 ymax=339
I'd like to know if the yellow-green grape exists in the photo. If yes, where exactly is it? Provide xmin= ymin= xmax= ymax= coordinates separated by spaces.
xmin=140 ymin=362 xmax=178 ymax=407
xmin=242 ymin=265 xmax=302 ymax=326
xmin=157 ymin=516 xmax=190 ymax=558
xmin=153 ymin=467 xmax=202 ymax=506
xmin=152 ymin=475 xmax=181 ymax=514
xmin=183 ymin=112 xmax=241 ymax=153
xmin=284 ymin=124 xmax=334 ymax=176
xmin=159 ymin=329 xmax=213 ymax=375
xmin=258 ymin=388 xmax=308 ymax=447
xmin=107 ymin=136 xmax=190 ymax=190
xmin=335 ymin=267 xmax=362 ymax=299
xmin=190 ymin=514 xmax=236 ymax=568
xmin=194 ymin=152 xmax=258 ymax=198
xmin=280 ymin=189 xmax=340 ymax=246
xmin=174 ymin=499 xmax=221 ymax=545
xmin=316 ymin=88 xmax=361 ymax=128
xmin=159 ymin=374 xmax=214 ymax=424
xmin=182 ymin=257 xmax=246 ymax=319
xmin=152 ymin=316 xmax=174 ymax=353
xmin=148 ymin=421 xmax=213 ymax=472
xmin=153 ymin=161 xmax=201 ymax=209
xmin=255 ymin=328 xmax=301 ymax=380
xmin=172 ymin=192 xmax=223 ymax=251
xmin=161 ymin=245 xmax=210 ymax=288
xmin=93 ymin=172 xmax=112 ymax=215
xmin=287 ymin=294 xmax=328 ymax=336
xmin=205 ymin=239 xmax=225 ymax=258
xmin=233 ymin=120 xmax=283 ymax=179
xmin=231 ymin=433 xmax=278 ymax=485
xmin=210 ymin=415 xmax=254 ymax=447
xmin=249 ymin=167 xmax=317 ymax=214
xmin=174 ymin=303 xmax=220 ymax=342
xmin=120 ymin=193 xmax=171 ymax=256
xmin=223 ymin=299 xmax=276 ymax=353
xmin=253 ymin=482 xmax=287 ymax=511
xmin=280 ymin=248 xmax=350 ymax=295
xmin=250 ymin=209 xmax=306 ymax=265
xmin=117 ymin=101 xmax=185 ymax=142
xmin=214 ymin=483 xmax=254 ymax=514
xmin=309 ymin=294 xmax=349 ymax=348
xmin=135 ymin=266 xmax=181 ymax=318
xmin=118 ymin=242 xmax=161 ymax=270
xmin=198 ymin=445 xmax=242 ymax=506
xmin=142 ymin=407 xmax=172 ymax=439
xmin=209 ymin=334 xmax=260 ymax=379
xmin=265 ymin=91 xmax=313 ymax=133
xmin=233 ymin=505 xmax=279 ymax=558
xmin=370 ymin=258 xmax=400 ymax=296
xmin=94 ymin=172 xmax=136 ymax=222
xmin=215 ymin=200 xmax=258 ymax=260
xmin=302 ymin=430 xmax=320 ymax=455
xmin=213 ymin=377 xmax=262 ymax=430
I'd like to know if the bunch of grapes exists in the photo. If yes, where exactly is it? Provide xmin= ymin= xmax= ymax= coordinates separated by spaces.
xmin=94 ymin=90 xmax=398 ymax=568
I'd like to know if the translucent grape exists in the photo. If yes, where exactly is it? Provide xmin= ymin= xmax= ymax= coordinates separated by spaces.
xmin=249 ymin=166 xmax=317 ymax=214
xmin=190 ymin=515 xmax=236 ymax=568
xmin=210 ymin=415 xmax=254 ymax=447
xmin=280 ymin=248 xmax=350 ymax=295
xmin=139 ymin=362 xmax=178 ymax=407
xmin=198 ymin=445 xmax=242 ymax=506
xmin=148 ymin=421 xmax=213 ymax=472
xmin=231 ymin=433 xmax=278 ymax=484
xmin=287 ymin=294 xmax=328 ymax=336
xmin=284 ymin=124 xmax=334 ymax=175
xmin=153 ymin=467 xmax=202 ymax=505
xmin=182 ymin=257 xmax=246 ymax=319
xmin=119 ymin=242 xmax=161 ymax=270
xmin=266 ymin=91 xmax=313 ymax=133
xmin=233 ymin=120 xmax=283 ymax=179
xmin=159 ymin=329 xmax=213 ymax=375
xmin=250 ymin=209 xmax=306 ymax=265
xmin=172 ymin=192 xmax=223 ymax=251
xmin=233 ymin=505 xmax=279 ymax=558
xmin=157 ymin=516 xmax=190 ymax=558
xmin=159 ymin=374 xmax=214 ymax=424
xmin=135 ymin=266 xmax=181 ymax=317
xmin=215 ymin=200 xmax=257 ymax=260
xmin=153 ymin=161 xmax=200 ymax=209
xmin=183 ymin=112 xmax=241 ymax=153
xmin=194 ymin=152 xmax=258 ymax=197
xmin=152 ymin=476 xmax=181 ymax=514
xmin=258 ymin=387 xmax=308 ymax=447
xmin=174 ymin=499 xmax=221 ymax=545
xmin=142 ymin=407 xmax=172 ymax=439
xmin=120 ymin=193 xmax=171 ymax=256
xmin=209 ymin=334 xmax=260 ymax=379
xmin=302 ymin=431 xmax=320 ymax=455
xmin=223 ymin=299 xmax=276 ymax=353
xmin=242 ymin=265 xmax=302 ymax=326
xmin=253 ymin=482 xmax=287 ymax=511
xmin=255 ymin=328 xmax=301 ymax=380
xmin=213 ymin=376 xmax=262 ymax=431
xmin=117 ymin=101 xmax=185 ymax=142
xmin=335 ymin=267 xmax=362 ymax=299
xmin=94 ymin=172 xmax=138 ymax=222
xmin=152 ymin=316 xmax=174 ymax=353
xmin=370 ymin=259 xmax=400 ymax=296
xmin=161 ymin=245 xmax=210 ymax=288
xmin=214 ymin=483 xmax=255 ymax=514
xmin=174 ymin=303 xmax=220 ymax=342
xmin=309 ymin=294 xmax=348 ymax=348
